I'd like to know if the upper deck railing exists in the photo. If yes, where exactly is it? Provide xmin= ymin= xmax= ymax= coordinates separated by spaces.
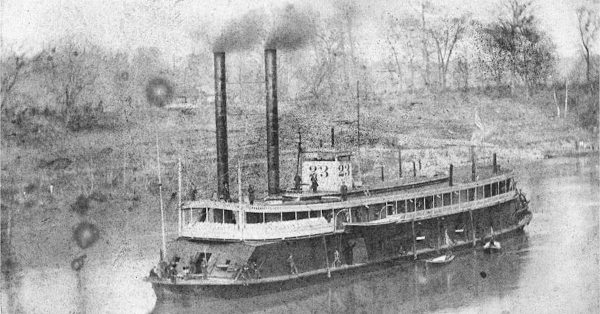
xmin=182 ymin=172 xmax=512 ymax=213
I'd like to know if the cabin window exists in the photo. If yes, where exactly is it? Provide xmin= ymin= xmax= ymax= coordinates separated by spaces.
xmin=476 ymin=186 xmax=484 ymax=199
xmin=197 ymin=209 xmax=207 ymax=222
xmin=398 ymin=200 xmax=406 ymax=213
xmin=507 ymin=178 xmax=513 ymax=190
xmin=386 ymin=204 xmax=394 ymax=215
xmin=407 ymin=199 xmax=416 ymax=212
xmin=468 ymin=188 xmax=476 ymax=201
xmin=443 ymin=193 xmax=451 ymax=206
xmin=265 ymin=212 xmax=281 ymax=222
xmin=499 ymin=180 xmax=506 ymax=193
xmin=425 ymin=196 xmax=434 ymax=209
xmin=492 ymin=182 xmax=499 ymax=196
xmin=460 ymin=190 xmax=468 ymax=203
xmin=484 ymin=184 xmax=491 ymax=198
xmin=416 ymin=198 xmax=424 ymax=211
xmin=297 ymin=211 xmax=309 ymax=220
xmin=452 ymin=191 xmax=460 ymax=205
xmin=433 ymin=195 xmax=441 ymax=207
xmin=214 ymin=208 xmax=224 ymax=223
xmin=246 ymin=212 xmax=263 ymax=224
xmin=224 ymin=210 xmax=236 ymax=224
xmin=310 ymin=210 xmax=322 ymax=218
xmin=282 ymin=212 xmax=295 ymax=221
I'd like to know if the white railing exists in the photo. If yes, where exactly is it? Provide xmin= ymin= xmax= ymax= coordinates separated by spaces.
xmin=180 ymin=217 xmax=335 ymax=241
xmin=347 ymin=192 xmax=516 ymax=226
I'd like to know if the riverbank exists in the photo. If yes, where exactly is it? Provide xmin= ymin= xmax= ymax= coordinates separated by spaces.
xmin=1 ymin=92 xmax=597 ymax=274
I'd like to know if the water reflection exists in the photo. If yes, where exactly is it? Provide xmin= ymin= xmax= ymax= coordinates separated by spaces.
xmin=5 ymin=156 xmax=599 ymax=313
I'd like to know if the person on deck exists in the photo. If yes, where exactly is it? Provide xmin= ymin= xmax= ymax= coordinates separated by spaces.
xmin=333 ymin=250 xmax=342 ymax=267
xmin=287 ymin=254 xmax=298 ymax=275
xmin=294 ymin=174 xmax=302 ymax=191
xmin=248 ymin=185 xmax=255 ymax=205
xmin=200 ymin=257 xmax=208 ymax=279
xmin=189 ymin=184 xmax=198 ymax=201
xmin=340 ymin=183 xmax=348 ymax=201
xmin=310 ymin=174 xmax=319 ymax=193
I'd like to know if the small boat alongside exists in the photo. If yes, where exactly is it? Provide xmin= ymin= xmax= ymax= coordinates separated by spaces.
xmin=426 ymin=254 xmax=455 ymax=265
xmin=426 ymin=229 xmax=456 ymax=265
xmin=483 ymin=240 xmax=502 ymax=253
xmin=483 ymin=227 xmax=502 ymax=253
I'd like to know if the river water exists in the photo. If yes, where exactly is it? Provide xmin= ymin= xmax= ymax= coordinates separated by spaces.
xmin=3 ymin=155 xmax=598 ymax=313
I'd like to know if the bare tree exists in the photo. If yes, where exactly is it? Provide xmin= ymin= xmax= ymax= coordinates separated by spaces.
xmin=576 ymin=6 xmax=599 ymax=84
xmin=40 ymin=38 xmax=102 ymax=128
xmin=0 ymin=52 xmax=40 ymax=109
xmin=419 ymin=0 xmax=432 ymax=89
xmin=385 ymin=15 xmax=421 ymax=93
xmin=427 ymin=15 xmax=469 ymax=91
xmin=482 ymin=0 xmax=555 ymax=96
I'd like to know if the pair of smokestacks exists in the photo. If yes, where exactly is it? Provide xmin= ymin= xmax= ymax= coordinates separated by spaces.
xmin=214 ymin=49 xmax=279 ymax=199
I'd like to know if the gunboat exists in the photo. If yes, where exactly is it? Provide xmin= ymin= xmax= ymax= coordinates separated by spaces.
xmin=145 ymin=49 xmax=533 ymax=299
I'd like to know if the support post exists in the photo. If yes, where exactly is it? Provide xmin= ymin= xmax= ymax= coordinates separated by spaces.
xmin=296 ymin=132 xmax=302 ymax=176
xmin=156 ymin=131 xmax=167 ymax=258
xmin=398 ymin=146 xmax=402 ymax=179
xmin=178 ymin=158 xmax=182 ymax=235
xmin=413 ymin=161 xmax=417 ymax=177
xmin=411 ymin=218 xmax=417 ymax=260
xmin=322 ymin=236 xmax=331 ymax=278
xmin=470 ymin=145 xmax=476 ymax=181
xmin=331 ymin=127 xmax=335 ymax=148
xmin=469 ymin=209 xmax=476 ymax=247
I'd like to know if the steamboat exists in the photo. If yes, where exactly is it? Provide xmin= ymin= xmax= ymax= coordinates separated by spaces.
xmin=146 ymin=49 xmax=533 ymax=299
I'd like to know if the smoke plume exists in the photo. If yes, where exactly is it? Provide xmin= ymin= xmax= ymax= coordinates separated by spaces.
xmin=213 ymin=10 xmax=266 ymax=53
xmin=265 ymin=4 xmax=318 ymax=50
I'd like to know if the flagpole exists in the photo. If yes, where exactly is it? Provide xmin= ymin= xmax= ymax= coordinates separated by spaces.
xmin=156 ymin=130 xmax=167 ymax=259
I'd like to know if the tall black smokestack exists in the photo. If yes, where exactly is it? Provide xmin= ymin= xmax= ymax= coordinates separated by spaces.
xmin=265 ymin=49 xmax=280 ymax=195
xmin=214 ymin=52 xmax=230 ymax=200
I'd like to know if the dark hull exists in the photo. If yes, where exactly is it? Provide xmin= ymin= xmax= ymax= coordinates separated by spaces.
xmin=152 ymin=199 xmax=531 ymax=299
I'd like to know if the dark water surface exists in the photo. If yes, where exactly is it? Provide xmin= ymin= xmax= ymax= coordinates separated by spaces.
xmin=4 ymin=156 xmax=599 ymax=313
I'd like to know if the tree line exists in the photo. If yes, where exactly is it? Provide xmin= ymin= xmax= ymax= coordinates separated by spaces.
xmin=1 ymin=0 xmax=598 ymax=133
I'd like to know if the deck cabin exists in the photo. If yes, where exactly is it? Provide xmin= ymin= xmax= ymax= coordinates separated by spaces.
xmin=178 ymin=166 xmax=517 ymax=242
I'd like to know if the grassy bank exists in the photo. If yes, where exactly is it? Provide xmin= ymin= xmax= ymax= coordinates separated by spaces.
xmin=0 ymin=91 xmax=596 ymax=272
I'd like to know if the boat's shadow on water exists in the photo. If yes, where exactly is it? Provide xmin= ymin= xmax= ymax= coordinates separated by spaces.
xmin=151 ymin=234 xmax=530 ymax=313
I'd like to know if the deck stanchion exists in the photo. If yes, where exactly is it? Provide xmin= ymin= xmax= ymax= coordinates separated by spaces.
xmin=398 ymin=146 xmax=402 ymax=179
xmin=469 ymin=206 xmax=476 ymax=247
xmin=470 ymin=145 xmax=476 ymax=181
xmin=178 ymin=158 xmax=182 ymax=235
xmin=323 ymin=236 xmax=331 ymax=278
xmin=412 ymin=204 xmax=417 ymax=260
xmin=331 ymin=127 xmax=335 ymax=148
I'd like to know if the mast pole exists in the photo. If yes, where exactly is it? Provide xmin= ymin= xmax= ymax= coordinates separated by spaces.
xmin=356 ymin=80 xmax=362 ymax=185
xmin=156 ymin=130 xmax=167 ymax=258
xmin=178 ymin=157 xmax=182 ymax=235
xmin=238 ymin=158 xmax=244 ymax=240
